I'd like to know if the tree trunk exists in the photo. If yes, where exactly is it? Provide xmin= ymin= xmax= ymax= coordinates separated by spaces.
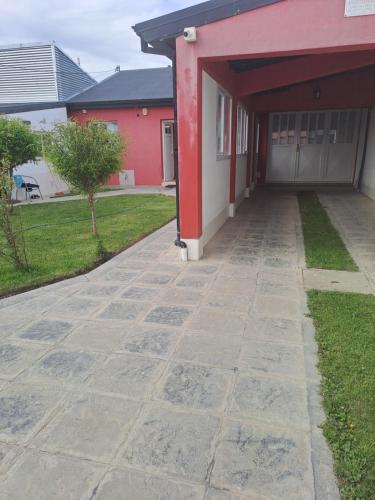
xmin=88 ymin=192 xmax=98 ymax=237
xmin=8 ymin=167 xmax=14 ymax=214
xmin=0 ymin=197 xmax=26 ymax=271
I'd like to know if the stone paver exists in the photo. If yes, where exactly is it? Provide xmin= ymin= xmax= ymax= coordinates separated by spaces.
xmin=94 ymin=468 xmax=204 ymax=500
xmin=98 ymin=300 xmax=150 ymax=321
xmin=157 ymin=362 xmax=232 ymax=411
xmin=88 ymin=353 xmax=165 ymax=398
xmin=62 ymin=321 xmax=125 ymax=352
xmin=120 ymin=324 xmax=180 ymax=357
xmin=0 ymin=190 xmax=352 ymax=499
xmin=0 ymin=384 xmax=64 ymax=444
xmin=174 ymin=332 xmax=241 ymax=369
xmin=239 ymin=340 xmax=305 ymax=379
xmin=303 ymin=267 xmax=374 ymax=294
xmin=0 ymin=341 xmax=49 ymax=380
xmin=16 ymin=318 xmax=75 ymax=343
xmin=229 ymin=372 xmax=309 ymax=429
xmin=210 ymin=420 xmax=314 ymax=499
xmin=119 ymin=406 xmax=220 ymax=481
xmin=34 ymin=393 xmax=141 ymax=462
xmin=145 ymin=305 xmax=192 ymax=326
xmin=0 ymin=449 xmax=104 ymax=500
xmin=23 ymin=348 xmax=102 ymax=384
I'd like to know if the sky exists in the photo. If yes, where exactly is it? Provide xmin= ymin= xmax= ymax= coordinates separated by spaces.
xmin=0 ymin=0 xmax=199 ymax=81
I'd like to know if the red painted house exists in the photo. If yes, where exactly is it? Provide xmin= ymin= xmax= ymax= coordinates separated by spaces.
xmin=67 ymin=67 xmax=175 ymax=187
xmin=134 ymin=0 xmax=375 ymax=259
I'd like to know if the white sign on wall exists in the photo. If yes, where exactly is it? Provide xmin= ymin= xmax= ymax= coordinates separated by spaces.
xmin=345 ymin=0 xmax=375 ymax=16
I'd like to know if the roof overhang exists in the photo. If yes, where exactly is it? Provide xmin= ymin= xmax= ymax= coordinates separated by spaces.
xmin=0 ymin=101 xmax=66 ymax=114
xmin=133 ymin=0 xmax=283 ymax=57
xmin=67 ymin=98 xmax=174 ymax=111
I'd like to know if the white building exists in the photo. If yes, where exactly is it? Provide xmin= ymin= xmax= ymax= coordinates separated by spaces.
xmin=1 ymin=102 xmax=69 ymax=199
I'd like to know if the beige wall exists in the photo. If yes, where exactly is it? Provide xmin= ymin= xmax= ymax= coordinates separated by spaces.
xmin=360 ymin=108 xmax=375 ymax=201
xmin=201 ymin=71 xmax=231 ymax=245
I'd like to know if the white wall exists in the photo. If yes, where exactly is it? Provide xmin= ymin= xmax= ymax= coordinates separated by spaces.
xmin=6 ymin=107 xmax=70 ymax=199
xmin=360 ymin=107 xmax=375 ymax=201
xmin=7 ymin=107 xmax=67 ymax=132
xmin=202 ymin=71 xmax=231 ymax=244
xmin=235 ymin=155 xmax=247 ymax=205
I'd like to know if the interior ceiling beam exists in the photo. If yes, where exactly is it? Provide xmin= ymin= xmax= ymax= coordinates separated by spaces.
xmin=236 ymin=50 xmax=375 ymax=96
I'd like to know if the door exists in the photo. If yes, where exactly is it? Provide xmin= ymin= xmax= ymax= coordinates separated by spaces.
xmin=325 ymin=110 xmax=359 ymax=182
xmin=267 ymin=109 xmax=360 ymax=183
xmin=267 ymin=113 xmax=297 ymax=182
xmin=162 ymin=121 xmax=174 ymax=182
xmin=296 ymin=111 xmax=326 ymax=182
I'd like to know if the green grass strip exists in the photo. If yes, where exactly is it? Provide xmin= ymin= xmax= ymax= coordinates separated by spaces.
xmin=0 ymin=194 xmax=176 ymax=297
xmin=308 ymin=290 xmax=375 ymax=499
xmin=298 ymin=191 xmax=358 ymax=271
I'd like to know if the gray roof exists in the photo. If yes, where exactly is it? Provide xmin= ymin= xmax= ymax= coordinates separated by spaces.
xmin=68 ymin=67 xmax=173 ymax=108
xmin=133 ymin=0 xmax=282 ymax=49
xmin=0 ymin=101 xmax=66 ymax=114
xmin=0 ymin=43 xmax=96 ymax=104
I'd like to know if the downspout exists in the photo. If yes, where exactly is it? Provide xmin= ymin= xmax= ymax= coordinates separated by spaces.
xmin=171 ymin=54 xmax=188 ymax=260
xmin=135 ymin=36 xmax=187 ymax=259
xmin=357 ymin=107 xmax=371 ymax=191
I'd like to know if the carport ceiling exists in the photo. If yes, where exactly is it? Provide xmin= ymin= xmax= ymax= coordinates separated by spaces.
xmin=252 ymin=63 xmax=375 ymax=96
xmin=228 ymin=55 xmax=302 ymax=72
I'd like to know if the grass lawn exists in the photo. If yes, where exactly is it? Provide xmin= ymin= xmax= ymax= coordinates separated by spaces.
xmin=308 ymin=290 xmax=375 ymax=499
xmin=298 ymin=191 xmax=358 ymax=271
xmin=0 ymin=194 xmax=176 ymax=297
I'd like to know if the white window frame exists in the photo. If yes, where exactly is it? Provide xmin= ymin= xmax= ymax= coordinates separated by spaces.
xmin=236 ymin=105 xmax=248 ymax=155
xmin=216 ymin=89 xmax=232 ymax=157
xmin=98 ymin=121 xmax=118 ymax=132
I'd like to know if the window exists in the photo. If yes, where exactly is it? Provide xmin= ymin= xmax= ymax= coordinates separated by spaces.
xmin=99 ymin=121 xmax=118 ymax=132
xmin=329 ymin=111 xmax=356 ymax=145
xmin=216 ymin=90 xmax=232 ymax=156
xmin=236 ymin=105 xmax=248 ymax=155
xmin=272 ymin=113 xmax=296 ymax=145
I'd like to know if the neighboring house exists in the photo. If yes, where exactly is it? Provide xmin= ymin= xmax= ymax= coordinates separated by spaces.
xmin=0 ymin=42 xmax=96 ymax=103
xmin=134 ymin=0 xmax=375 ymax=259
xmin=67 ymin=67 xmax=175 ymax=187
xmin=0 ymin=102 xmax=70 ymax=199
xmin=0 ymin=42 xmax=96 ymax=198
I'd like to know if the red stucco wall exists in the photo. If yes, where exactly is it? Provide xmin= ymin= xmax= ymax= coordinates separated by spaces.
xmin=68 ymin=106 xmax=174 ymax=186
xmin=175 ymin=0 xmax=375 ymax=240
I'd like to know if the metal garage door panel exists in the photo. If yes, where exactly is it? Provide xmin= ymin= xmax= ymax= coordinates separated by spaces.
xmin=325 ymin=110 xmax=358 ymax=182
xmin=296 ymin=146 xmax=324 ymax=182
xmin=268 ymin=145 xmax=296 ymax=181
xmin=296 ymin=111 xmax=326 ymax=182
xmin=326 ymin=144 xmax=355 ymax=182
xmin=267 ymin=113 xmax=297 ymax=182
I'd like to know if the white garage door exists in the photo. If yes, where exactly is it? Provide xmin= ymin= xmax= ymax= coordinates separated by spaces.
xmin=267 ymin=109 xmax=360 ymax=183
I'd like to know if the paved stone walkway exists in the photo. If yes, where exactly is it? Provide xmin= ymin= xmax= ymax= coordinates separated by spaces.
xmin=318 ymin=189 xmax=375 ymax=288
xmin=303 ymin=268 xmax=374 ymax=294
xmin=0 ymin=191 xmax=342 ymax=499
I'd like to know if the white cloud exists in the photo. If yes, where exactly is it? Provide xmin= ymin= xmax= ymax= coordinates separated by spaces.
xmin=0 ymin=0 xmax=198 ymax=79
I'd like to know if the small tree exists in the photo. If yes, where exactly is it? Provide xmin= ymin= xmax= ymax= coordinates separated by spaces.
xmin=44 ymin=120 xmax=125 ymax=236
xmin=0 ymin=117 xmax=39 ymax=180
xmin=0 ymin=118 xmax=39 ymax=270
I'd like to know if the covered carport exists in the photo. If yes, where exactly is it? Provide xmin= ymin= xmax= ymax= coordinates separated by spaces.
xmin=134 ymin=0 xmax=375 ymax=260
